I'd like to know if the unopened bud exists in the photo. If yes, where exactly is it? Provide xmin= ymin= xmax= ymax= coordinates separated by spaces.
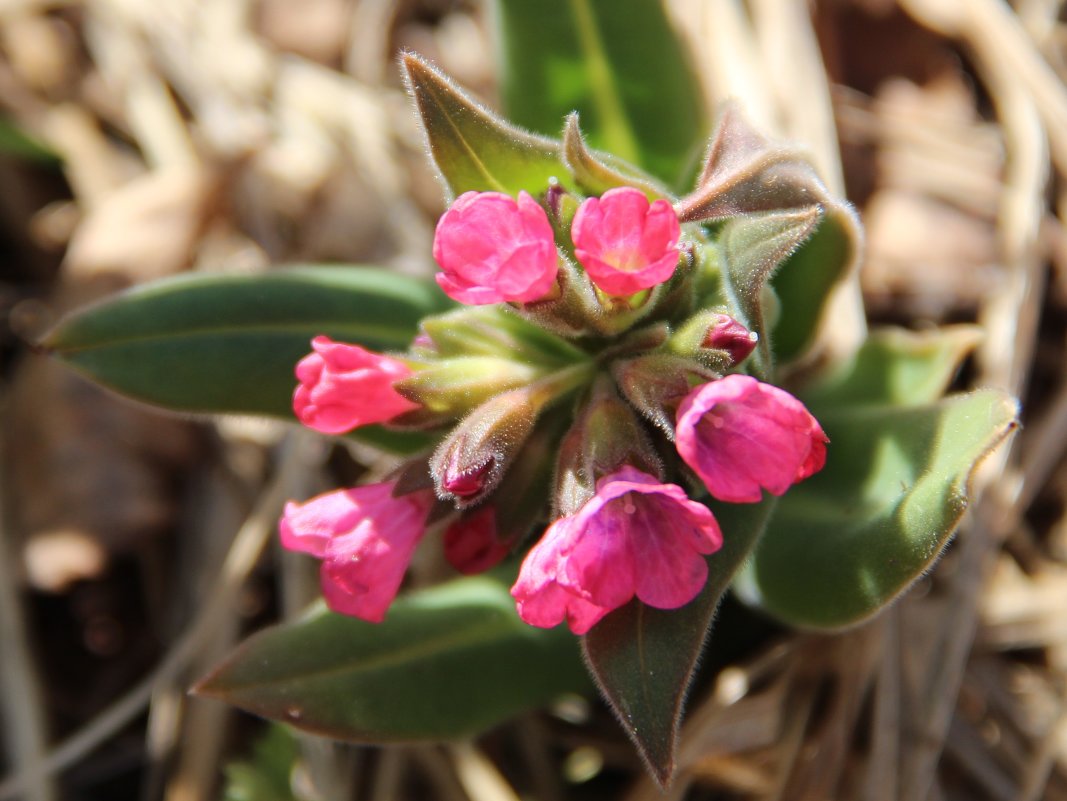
xmin=429 ymin=388 xmax=539 ymax=508
xmin=429 ymin=364 xmax=592 ymax=508
xmin=670 ymin=310 xmax=758 ymax=370
xmin=444 ymin=506 xmax=512 ymax=575
xmin=704 ymin=314 xmax=758 ymax=365
xmin=555 ymin=377 xmax=662 ymax=517
xmin=441 ymin=456 xmax=495 ymax=500
xmin=394 ymin=356 xmax=542 ymax=419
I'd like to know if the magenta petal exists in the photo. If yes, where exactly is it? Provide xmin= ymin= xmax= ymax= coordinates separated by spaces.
xmin=280 ymin=482 xmax=433 ymax=622
xmin=512 ymin=466 xmax=723 ymax=633
xmin=433 ymin=190 xmax=558 ymax=305
xmin=676 ymin=375 xmax=829 ymax=503
xmin=278 ymin=490 xmax=369 ymax=558
xmin=511 ymin=518 xmax=612 ymax=634
xmin=292 ymin=336 xmax=419 ymax=434
xmin=571 ymin=187 xmax=681 ymax=295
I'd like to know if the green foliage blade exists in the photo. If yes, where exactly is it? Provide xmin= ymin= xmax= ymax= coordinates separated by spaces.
xmin=495 ymin=0 xmax=706 ymax=187
xmin=800 ymin=326 xmax=983 ymax=412
xmin=401 ymin=53 xmax=572 ymax=198
xmin=718 ymin=208 xmax=823 ymax=376
xmin=196 ymin=576 xmax=589 ymax=742
xmin=43 ymin=266 xmax=450 ymax=451
xmin=745 ymin=390 xmax=1017 ymax=628
xmin=581 ymin=499 xmax=776 ymax=787
xmin=221 ymin=725 xmax=300 ymax=801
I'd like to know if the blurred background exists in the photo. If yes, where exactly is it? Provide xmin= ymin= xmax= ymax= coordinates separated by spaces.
xmin=1 ymin=0 xmax=1066 ymax=799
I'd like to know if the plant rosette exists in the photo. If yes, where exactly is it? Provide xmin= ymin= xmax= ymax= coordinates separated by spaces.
xmin=42 ymin=50 xmax=1018 ymax=786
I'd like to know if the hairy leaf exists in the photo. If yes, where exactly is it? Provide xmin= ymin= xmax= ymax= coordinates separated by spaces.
xmin=677 ymin=104 xmax=862 ymax=364
xmin=196 ymin=576 xmax=589 ymax=741
xmin=800 ymin=326 xmax=983 ymax=412
xmin=718 ymin=207 xmax=823 ymax=376
xmin=742 ymin=390 xmax=1017 ymax=628
xmin=581 ymin=499 xmax=776 ymax=787
xmin=43 ymin=266 xmax=451 ymax=452
xmin=402 ymin=53 xmax=572 ymax=198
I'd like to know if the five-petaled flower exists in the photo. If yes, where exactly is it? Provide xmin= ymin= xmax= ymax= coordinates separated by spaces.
xmin=676 ymin=374 xmax=828 ymax=503
xmin=510 ymin=467 xmax=723 ymax=634
xmin=279 ymin=482 xmax=435 ymax=622
xmin=432 ymin=190 xmax=559 ymax=305
xmin=293 ymin=336 xmax=419 ymax=434
xmin=571 ymin=186 xmax=681 ymax=295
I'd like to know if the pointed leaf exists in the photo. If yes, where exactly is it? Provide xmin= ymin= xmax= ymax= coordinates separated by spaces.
xmin=770 ymin=210 xmax=863 ymax=363
xmin=196 ymin=576 xmax=589 ymax=742
xmin=744 ymin=390 xmax=1018 ymax=628
xmin=718 ymin=207 xmax=823 ymax=374
xmin=801 ymin=326 xmax=983 ymax=412
xmin=401 ymin=53 xmax=571 ymax=198
xmin=581 ymin=499 xmax=776 ymax=787
xmin=677 ymin=105 xmax=863 ymax=364
xmin=676 ymin=103 xmax=823 ymax=223
xmin=495 ymin=0 xmax=706 ymax=187
xmin=561 ymin=114 xmax=671 ymax=200
xmin=43 ymin=266 xmax=452 ymax=452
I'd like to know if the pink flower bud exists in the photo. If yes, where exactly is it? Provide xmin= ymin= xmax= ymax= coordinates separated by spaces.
xmin=279 ymin=482 xmax=435 ymax=622
xmin=571 ymin=187 xmax=681 ymax=296
xmin=432 ymin=191 xmax=559 ymax=305
xmin=704 ymin=314 xmax=758 ymax=366
xmin=511 ymin=467 xmax=722 ymax=634
xmin=675 ymin=375 xmax=828 ymax=503
xmin=443 ymin=506 xmax=511 ymax=575
xmin=293 ymin=336 xmax=420 ymax=434
xmin=440 ymin=456 xmax=495 ymax=499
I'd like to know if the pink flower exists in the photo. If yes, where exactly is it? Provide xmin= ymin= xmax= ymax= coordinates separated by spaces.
xmin=432 ymin=191 xmax=559 ymax=305
xmin=279 ymin=482 xmax=435 ymax=622
xmin=293 ymin=336 xmax=419 ymax=434
xmin=675 ymin=374 xmax=828 ymax=503
xmin=511 ymin=466 xmax=722 ymax=634
xmin=571 ymin=187 xmax=681 ymax=295
xmin=443 ymin=506 xmax=511 ymax=575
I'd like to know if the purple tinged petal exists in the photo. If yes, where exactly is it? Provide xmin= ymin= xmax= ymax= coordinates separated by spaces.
xmin=675 ymin=375 xmax=829 ymax=503
xmin=278 ymin=482 xmax=434 ymax=623
xmin=511 ymin=467 xmax=722 ymax=634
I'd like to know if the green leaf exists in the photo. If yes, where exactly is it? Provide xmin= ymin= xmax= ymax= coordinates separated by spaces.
xmin=718 ymin=208 xmax=823 ymax=376
xmin=800 ymin=326 xmax=983 ymax=412
xmin=221 ymin=725 xmax=300 ymax=801
xmin=561 ymin=113 xmax=672 ymax=200
xmin=401 ymin=53 xmax=572 ymax=198
xmin=769 ymin=209 xmax=863 ymax=363
xmin=742 ymin=390 xmax=1017 ymax=629
xmin=196 ymin=576 xmax=589 ymax=742
xmin=676 ymin=104 xmax=863 ymax=365
xmin=581 ymin=499 xmax=776 ymax=787
xmin=495 ymin=0 xmax=706 ymax=188
xmin=43 ymin=266 xmax=452 ymax=452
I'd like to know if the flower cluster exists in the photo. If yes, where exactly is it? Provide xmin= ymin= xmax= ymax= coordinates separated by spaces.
xmin=279 ymin=185 xmax=828 ymax=633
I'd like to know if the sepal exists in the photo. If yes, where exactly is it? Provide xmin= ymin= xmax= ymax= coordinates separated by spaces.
xmin=554 ymin=377 xmax=662 ymax=517
xmin=612 ymin=353 xmax=716 ymax=436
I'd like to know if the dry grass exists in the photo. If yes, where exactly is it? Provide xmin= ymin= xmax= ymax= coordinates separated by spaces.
xmin=0 ymin=1 xmax=1065 ymax=799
